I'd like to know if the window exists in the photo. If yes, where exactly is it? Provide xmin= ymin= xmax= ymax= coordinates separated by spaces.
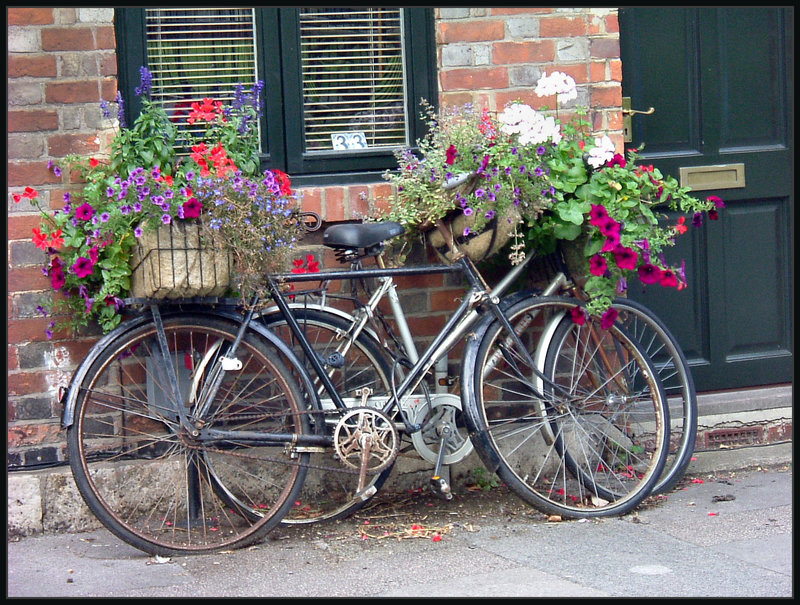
xmin=115 ymin=8 xmax=436 ymax=185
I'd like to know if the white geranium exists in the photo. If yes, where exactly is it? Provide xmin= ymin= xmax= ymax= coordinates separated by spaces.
xmin=499 ymin=103 xmax=563 ymax=146
xmin=534 ymin=71 xmax=578 ymax=102
xmin=586 ymin=135 xmax=616 ymax=168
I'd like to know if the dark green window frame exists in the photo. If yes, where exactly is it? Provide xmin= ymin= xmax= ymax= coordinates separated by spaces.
xmin=115 ymin=8 xmax=437 ymax=186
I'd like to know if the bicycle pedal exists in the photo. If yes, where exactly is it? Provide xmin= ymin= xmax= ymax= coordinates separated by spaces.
xmin=429 ymin=475 xmax=453 ymax=500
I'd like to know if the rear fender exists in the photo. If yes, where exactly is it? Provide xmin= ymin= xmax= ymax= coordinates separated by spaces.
xmin=61 ymin=307 xmax=321 ymax=428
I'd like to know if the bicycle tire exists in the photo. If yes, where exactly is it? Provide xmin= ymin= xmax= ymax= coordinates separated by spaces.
xmin=542 ymin=247 xmax=697 ymax=493
xmin=258 ymin=308 xmax=397 ymax=523
xmin=542 ymin=307 xmax=670 ymax=504
xmin=604 ymin=298 xmax=697 ymax=493
xmin=67 ymin=314 xmax=310 ymax=555
xmin=464 ymin=295 xmax=669 ymax=518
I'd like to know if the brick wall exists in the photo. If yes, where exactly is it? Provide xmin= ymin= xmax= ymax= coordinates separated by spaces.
xmin=7 ymin=7 xmax=621 ymax=470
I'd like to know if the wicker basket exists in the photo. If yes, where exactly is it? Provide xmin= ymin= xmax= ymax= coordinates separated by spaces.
xmin=130 ymin=220 xmax=232 ymax=299
xmin=427 ymin=205 xmax=521 ymax=264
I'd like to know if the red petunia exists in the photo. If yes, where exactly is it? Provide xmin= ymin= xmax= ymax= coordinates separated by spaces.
xmin=72 ymin=256 xmax=95 ymax=279
xmin=612 ymin=245 xmax=638 ymax=270
xmin=589 ymin=254 xmax=608 ymax=276
xmin=600 ymin=307 xmax=619 ymax=330
xmin=637 ymin=263 xmax=661 ymax=285
xmin=75 ymin=203 xmax=95 ymax=221
xmin=570 ymin=305 xmax=587 ymax=326
xmin=51 ymin=267 xmax=65 ymax=290
xmin=181 ymin=197 xmax=202 ymax=219
xmin=659 ymin=268 xmax=679 ymax=288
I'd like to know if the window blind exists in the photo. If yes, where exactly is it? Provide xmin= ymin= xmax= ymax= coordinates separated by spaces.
xmin=144 ymin=8 xmax=259 ymax=139
xmin=299 ymin=8 xmax=408 ymax=151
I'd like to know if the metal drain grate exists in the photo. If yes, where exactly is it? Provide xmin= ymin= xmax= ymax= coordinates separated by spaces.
xmin=705 ymin=427 xmax=763 ymax=447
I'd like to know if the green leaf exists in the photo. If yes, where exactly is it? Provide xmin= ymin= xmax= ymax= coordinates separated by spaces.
xmin=552 ymin=221 xmax=581 ymax=240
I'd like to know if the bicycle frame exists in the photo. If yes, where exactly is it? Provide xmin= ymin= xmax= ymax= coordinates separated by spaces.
xmin=264 ymin=251 xmax=540 ymax=435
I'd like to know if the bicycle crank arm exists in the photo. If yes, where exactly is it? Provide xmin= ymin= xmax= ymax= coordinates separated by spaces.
xmin=429 ymin=425 xmax=454 ymax=500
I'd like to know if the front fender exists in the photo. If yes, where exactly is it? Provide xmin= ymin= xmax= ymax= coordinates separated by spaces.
xmin=61 ymin=306 xmax=321 ymax=429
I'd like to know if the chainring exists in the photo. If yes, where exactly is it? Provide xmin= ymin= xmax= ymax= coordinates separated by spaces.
xmin=333 ymin=407 xmax=399 ymax=474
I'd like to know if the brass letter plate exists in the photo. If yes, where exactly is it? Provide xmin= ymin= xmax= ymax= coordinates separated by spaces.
xmin=679 ymin=163 xmax=745 ymax=191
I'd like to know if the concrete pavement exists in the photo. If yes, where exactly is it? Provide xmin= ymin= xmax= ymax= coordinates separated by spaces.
xmin=7 ymin=454 xmax=792 ymax=598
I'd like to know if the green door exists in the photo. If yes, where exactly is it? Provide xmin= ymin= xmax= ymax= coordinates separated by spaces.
xmin=619 ymin=7 xmax=793 ymax=391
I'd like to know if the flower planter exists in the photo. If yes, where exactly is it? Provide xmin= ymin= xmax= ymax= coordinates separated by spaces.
xmin=130 ymin=219 xmax=232 ymax=299
xmin=427 ymin=205 xmax=521 ymax=264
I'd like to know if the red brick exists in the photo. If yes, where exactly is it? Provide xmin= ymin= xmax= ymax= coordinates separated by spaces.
xmin=47 ymin=132 xmax=102 ymax=157
xmin=6 ymin=7 xmax=54 ymax=25
xmin=493 ymin=41 xmax=554 ymax=65
xmin=100 ymin=54 xmax=118 ymax=77
xmin=590 ymin=61 xmax=606 ymax=85
xmin=101 ymin=77 xmax=118 ymax=101
xmin=348 ymin=185 xmax=371 ymax=219
xmin=7 ymin=267 xmax=50 ymax=293
xmin=7 ymin=422 xmax=63 ymax=447
xmin=430 ymin=288 xmax=468 ymax=312
xmin=7 ymin=371 xmax=52 ymax=397
xmin=324 ymin=187 xmax=346 ymax=222
xmin=8 ymin=345 xmax=19 ymax=372
xmin=605 ymin=13 xmax=620 ymax=34
xmin=439 ymin=91 xmax=475 ymax=107
xmin=41 ymin=27 xmax=96 ymax=52
xmin=369 ymin=182 xmax=395 ymax=217
xmin=7 ymin=162 xmax=60 ymax=189
xmin=546 ymin=64 xmax=588 ymax=85
xmin=441 ymin=67 xmax=509 ymax=92
xmin=7 ymin=316 xmax=68 ymax=344
xmin=96 ymin=26 xmax=117 ymax=50
xmin=496 ymin=89 xmax=546 ymax=111
xmin=590 ymin=84 xmax=622 ymax=108
xmin=405 ymin=314 xmax=447 ymax=338
xmin=45 ymin=81 xmax=100 ymax=104
xmin=7 ymin=109 xmax=59 ymax=133
xmin=393 ymin=272 xmax=447 ymax=290
xmin=7 ymin=55 xmax=58 ymax=78
xmin=7 ymin=215 xmax=48 ymax=241
xmin=607 ymin=110 xmax=624 ymax=130
xmin=609 ymin=59 xmax=623 ymax=82
xmin=439 ymin=20 xmax=505 ymax=44
xmin=299 ymin=187 xmax=323 ymax=217
xmin=540 ymin=16 xmax=588 ymax=38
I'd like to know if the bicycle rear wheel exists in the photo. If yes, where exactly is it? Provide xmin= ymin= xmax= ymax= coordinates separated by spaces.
xmin=258 ymin=308 xmax=396 ymax=523
xmin=465 ymin=296 xmax=669 ymax=518
xmin=67 ymin=314 xmax=310 ymax=555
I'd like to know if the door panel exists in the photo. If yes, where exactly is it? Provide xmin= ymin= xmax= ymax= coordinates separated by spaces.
xmin=619 ymin=7 xmax=793 ymax=391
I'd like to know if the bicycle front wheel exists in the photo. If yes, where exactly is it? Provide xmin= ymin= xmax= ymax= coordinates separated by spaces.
xmin=466 ymin=296 xmax=669 ymax=518
xmin=608 ymin=298 xmax=697 ymax=494
xmin=67 ymin=314 xmax=310 ymax=555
